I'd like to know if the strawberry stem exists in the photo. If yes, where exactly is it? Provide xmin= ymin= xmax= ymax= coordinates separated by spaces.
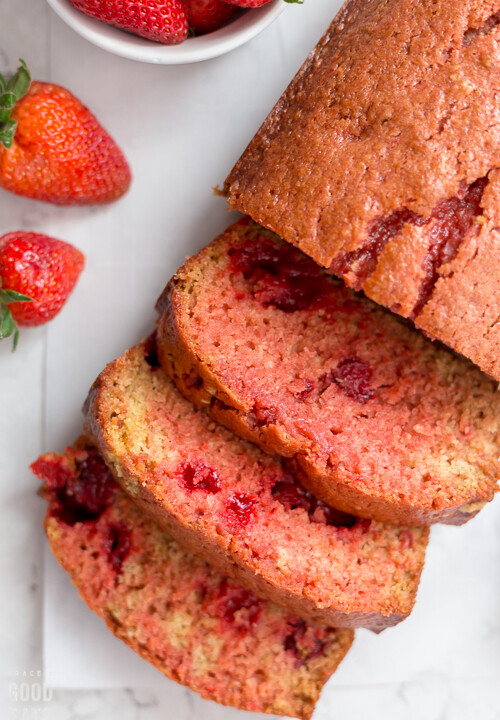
xmin=0 ymin=59 xmax=31 ymax=150
xmin=0 ymin=279 xmax=32 ymax=351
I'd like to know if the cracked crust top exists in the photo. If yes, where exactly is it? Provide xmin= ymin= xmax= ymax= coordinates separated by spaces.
xmin=224 ymin=0 xmax=500 ymax=379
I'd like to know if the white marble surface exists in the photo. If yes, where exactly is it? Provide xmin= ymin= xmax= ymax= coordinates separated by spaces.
xmin=1 ymin=0 xmax=500 ymax=718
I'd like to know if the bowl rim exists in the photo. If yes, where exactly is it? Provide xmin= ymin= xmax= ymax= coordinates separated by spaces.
xmin=46 ymin=0 xmax=287 ymax=64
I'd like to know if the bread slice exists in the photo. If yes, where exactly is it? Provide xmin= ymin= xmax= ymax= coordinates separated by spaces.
xmin=156 ymin=218 xmax=500 ymax=526
xmin=83 ymin=339 xmax=429 ymax=632
xmin=224 ymin=0 xmax=500 ymax=381
xmin=33 ymin=442 xmax=352 ymax=720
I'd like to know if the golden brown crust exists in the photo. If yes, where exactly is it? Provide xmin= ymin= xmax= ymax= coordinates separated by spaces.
xmin=224 ymin=0 xmax=500 ymax=380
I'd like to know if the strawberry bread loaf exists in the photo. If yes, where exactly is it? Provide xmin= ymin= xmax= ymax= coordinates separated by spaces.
xmin=156 ymin=219 xmax=500 ymax=526
xmin=224 ymin=0 xmax=500 ymax=380
xmin=33 ymin=442 xmax=352 ymax=719
xmin=83 ymin=338 xmax=429 ymax=632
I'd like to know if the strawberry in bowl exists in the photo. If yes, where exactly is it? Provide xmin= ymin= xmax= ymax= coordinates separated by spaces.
xmin=46 ymin=0 xmax=288 ymax=63
xmin=68 ymin=0 xmax=191 ymax=43
xmin=66 ymin=0 xmax=287 ymax=41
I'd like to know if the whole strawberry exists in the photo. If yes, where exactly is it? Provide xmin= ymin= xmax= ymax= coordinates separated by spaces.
xmin=0 ymin=61 xmax=131 ymax=205
xmin=184 ymin=0 xmax=237 ymax=34
xmin=70 ymin=0 xmax=189 ymax=44
xmin=0 ymin=232 xmax=85 ymax=348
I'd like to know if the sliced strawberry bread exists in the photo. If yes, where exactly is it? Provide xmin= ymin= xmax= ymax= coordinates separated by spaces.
xmin=224 ymin=0 xmax=500 ymax=381
xmin=83 ymin=339 xmax=429 ymax=632
xmin=33 ymin=442 xmax=352 ymax=719
xmin=156 ymin=218 xmax=500 ymax=527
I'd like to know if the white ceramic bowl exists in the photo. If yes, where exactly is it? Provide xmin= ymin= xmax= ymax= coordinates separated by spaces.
xmin=46 ymin=0 xmax=286 ymax=64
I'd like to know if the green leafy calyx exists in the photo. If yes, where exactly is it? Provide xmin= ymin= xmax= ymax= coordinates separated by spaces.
xmin=0 ymin=59 xmax=31 ymax=150
xmin=0 ymin=278 xmax=32 ymax=351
